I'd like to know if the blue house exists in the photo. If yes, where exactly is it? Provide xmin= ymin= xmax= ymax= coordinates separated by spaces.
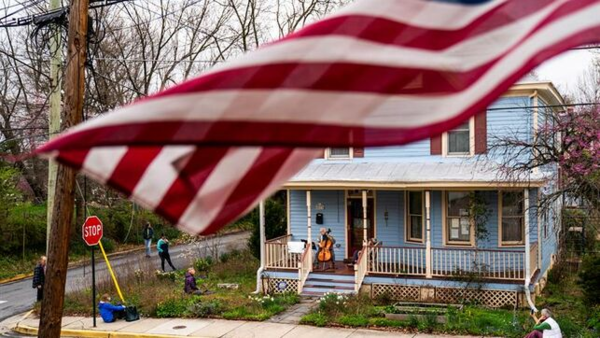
xmin=262 ymin=81 xmax=564 ymax=308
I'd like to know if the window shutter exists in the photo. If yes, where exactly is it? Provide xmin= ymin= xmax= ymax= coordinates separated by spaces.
xmin=353 ymin=147 xmax=364 ymax=158
xmin=430 ymin=135 xmax=442 ymax=155
xmin=474 ymin=110 xmax=487 ymax=154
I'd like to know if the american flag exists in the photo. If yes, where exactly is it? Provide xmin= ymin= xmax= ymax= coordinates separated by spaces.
xmin=38 ymin=0 xmax=600 ymax=235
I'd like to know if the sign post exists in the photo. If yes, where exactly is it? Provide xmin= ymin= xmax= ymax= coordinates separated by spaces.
xmin=82 ymin=216 xmax=103 ymax=328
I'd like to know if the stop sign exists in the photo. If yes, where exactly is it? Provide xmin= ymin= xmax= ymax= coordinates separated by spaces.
xmin=82 ymin=216 xmax=103 ymax=246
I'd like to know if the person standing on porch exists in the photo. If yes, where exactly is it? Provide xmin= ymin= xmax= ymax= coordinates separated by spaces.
xmin=143 ymin=222 xmax=154 ymax=257
xmin=525 ymin=308 xmax=562 ymax=338
xmin=314 ymin=228 xmax=336 ymax=270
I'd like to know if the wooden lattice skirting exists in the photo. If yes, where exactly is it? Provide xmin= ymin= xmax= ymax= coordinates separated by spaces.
xmin=266 ymin=278 xmax=299 ymax=294
xmin=371 ymin=284 xmax=519 ymax=308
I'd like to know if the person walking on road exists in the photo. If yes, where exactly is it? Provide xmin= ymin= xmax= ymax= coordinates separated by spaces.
xmin=32 ymin=255 xmax=46 ymax=302
xmin=143 ymin=222 xmax=154 ymax=257
xmin=157 ymin=234 xmax=176 ymax=272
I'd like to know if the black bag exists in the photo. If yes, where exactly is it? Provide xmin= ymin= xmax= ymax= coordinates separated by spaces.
xmin=125 ymin=306 xmax=140 ymax=322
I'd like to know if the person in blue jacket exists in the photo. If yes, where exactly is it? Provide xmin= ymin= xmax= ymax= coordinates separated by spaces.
xmin=98 ymin=294 xmax=126 ymax=323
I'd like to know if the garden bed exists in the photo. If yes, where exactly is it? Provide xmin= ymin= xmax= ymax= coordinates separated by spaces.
xmin=56 ymin=249 xmax=299 ymax=321
xmin=383 ymin=302 xmax=463 ymax=324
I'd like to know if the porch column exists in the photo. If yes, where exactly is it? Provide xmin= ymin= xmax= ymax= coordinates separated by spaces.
xmin=425 ymin=190 xmax=432 ymax=278
xmin=306 ymin=190 xmax=312 ymax=268
xmin=524 ymin=188 xmax=531 ymax=282
xmin=362 ymin=190 xmax=368 ymax=245
xmin=537 ymin=190 xmax=542 ymax=270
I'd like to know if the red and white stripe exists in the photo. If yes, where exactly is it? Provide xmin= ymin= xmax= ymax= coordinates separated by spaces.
xmin=37 ymin=0 xmax=600 ymax=234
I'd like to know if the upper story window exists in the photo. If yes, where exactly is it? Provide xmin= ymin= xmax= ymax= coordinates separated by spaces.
xmin=444 ymin=117 xmax=474 ymax=156
xmin=445 ymin=191 xmax=473 ymax=245
xmin=406 ymin=191 xmax=424 ymax=243
xmin=447 ymin=122 xmax=471 ymax=155
xmin=500 ymin=191 xmax=524 ymax=245
xmin=432 ymin=114 xmax=486 ymax=156
xmin=322 ymin=147 xmax=364 ymax=159
xmin=329 ymin=147 xmax=351 ymax=158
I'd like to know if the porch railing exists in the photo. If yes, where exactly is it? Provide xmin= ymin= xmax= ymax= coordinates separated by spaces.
xmin=265 ymin=235 xmax=300 ymax=270
xmin=431 ymin=247 xmax=525 ymax=280
xmin=529 ymin=242 xmax=539 ymax=278
xmin=368 ymin=246 xmax=427 ymax=276
xmin=297 ymin=245 xmax=312 ymax=294
xmin=354 ymin=246 xmax=369 ymax=292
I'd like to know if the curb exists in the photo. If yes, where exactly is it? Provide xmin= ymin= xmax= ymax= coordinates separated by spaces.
xmin=0 ymin=230 xmax=249 ymax=285
xmin=0 ymin=273 xmax=33 ymax=284
xmin=12 ymin=323 xmax=211 ymax=338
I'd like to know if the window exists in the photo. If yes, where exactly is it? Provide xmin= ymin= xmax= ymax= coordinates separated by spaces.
xmin=406 ymin=191 xmax=424 ymax=242
xmin=447 ymin=122 xmax=470 ymax=155
xmin=500 ymin=191 xmax=524 ymax=244
xmin=327 ymin=147 xmax=352 ymax=159
xmin=542 ymin=208 xmax=549 ymax=239
xmin=446 ymin=191 xmax=472 ymax=244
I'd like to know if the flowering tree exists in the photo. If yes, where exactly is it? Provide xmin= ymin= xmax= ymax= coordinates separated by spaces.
xmin=490 ymin=106 xmax=600 ymax=213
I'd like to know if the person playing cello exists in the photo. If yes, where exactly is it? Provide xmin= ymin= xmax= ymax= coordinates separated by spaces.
xmin=314 ymin=228 xmax=336 ymax=270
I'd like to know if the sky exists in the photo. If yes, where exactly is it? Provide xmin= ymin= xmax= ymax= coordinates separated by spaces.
xmin=535 ymin=50 xmax=595 ymax=97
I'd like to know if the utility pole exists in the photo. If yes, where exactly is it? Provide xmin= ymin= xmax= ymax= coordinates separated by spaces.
xmin=46 ymin=0 xmax=63 ymax=255
xmin=38 ymin=0 xmax=89 ymax=336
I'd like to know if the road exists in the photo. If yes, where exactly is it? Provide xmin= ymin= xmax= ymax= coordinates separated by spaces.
xmin=0 ymin=231 xmax=250 ymax=322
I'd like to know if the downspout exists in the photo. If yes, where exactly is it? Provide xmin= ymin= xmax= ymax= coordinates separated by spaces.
xmin=253 ymin=200 xmax=266 ymax=294
xmin=524 ymin=189 xmax=538 ymax=312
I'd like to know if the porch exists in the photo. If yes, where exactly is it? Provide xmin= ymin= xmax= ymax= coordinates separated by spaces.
xmin=264 ymin=187 xmax=542 ymax=297
xmin=265 ymin=234 xmax=539 ymax=285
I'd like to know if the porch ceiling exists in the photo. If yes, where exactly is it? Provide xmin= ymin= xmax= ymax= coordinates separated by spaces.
xmin=285 ymin=160 xmax=550 ymax=189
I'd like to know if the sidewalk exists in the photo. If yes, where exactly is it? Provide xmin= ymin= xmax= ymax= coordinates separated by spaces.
xmin=6 ymin=314 xmax=489 ymax=338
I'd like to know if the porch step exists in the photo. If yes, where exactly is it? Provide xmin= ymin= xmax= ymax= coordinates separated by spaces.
xmin=308 ymin=273 xmax=355 ymax=282
xmin=304 ymin=278 xmax=354 ymax=287
xmin=300 ymin=272 xmax=356 ymax=297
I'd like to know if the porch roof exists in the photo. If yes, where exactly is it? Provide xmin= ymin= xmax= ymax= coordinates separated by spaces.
xmin=285 ymin=159 xmax=550 ymax=188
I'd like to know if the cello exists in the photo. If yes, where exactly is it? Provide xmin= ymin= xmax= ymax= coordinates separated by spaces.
xmin=317 ymin=234 xmax=333 ymax=268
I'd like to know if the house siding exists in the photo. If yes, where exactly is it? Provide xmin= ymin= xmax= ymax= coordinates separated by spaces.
xmin=365 ymin=139 xmax=430 ymax=158
xmin=374 ymin=191 xmax=404 ymax=247
xmin=289 ymin=190 xmax=347 ymax=257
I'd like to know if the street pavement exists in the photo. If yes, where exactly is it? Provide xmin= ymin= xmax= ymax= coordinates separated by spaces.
xmin=0 ymin=231 xmax=250 ymax=322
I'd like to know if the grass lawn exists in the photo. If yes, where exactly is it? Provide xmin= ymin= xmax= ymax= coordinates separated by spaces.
xmin=58 ymin=249 xmax=299 ymax=321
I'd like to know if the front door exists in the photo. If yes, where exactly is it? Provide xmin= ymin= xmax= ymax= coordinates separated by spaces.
xmin=347 ymin=198 xmax=374 ymax=257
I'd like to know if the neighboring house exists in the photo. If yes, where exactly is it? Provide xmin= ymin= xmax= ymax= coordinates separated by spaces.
xmin=261 ymin=81 xmax=564 ymax=309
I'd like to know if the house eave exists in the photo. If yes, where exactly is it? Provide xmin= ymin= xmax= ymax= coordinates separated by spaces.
xmin=283 ymin=180 xmax=547 ymax=189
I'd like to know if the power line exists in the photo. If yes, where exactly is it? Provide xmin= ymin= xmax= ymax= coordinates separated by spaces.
xmin=0 ymin=0 xmax=129 ymax=27
xmin=0 ymin=0 xmax=45 ymax=22
xmin=93 ymin=56 xmax=222 ymax=64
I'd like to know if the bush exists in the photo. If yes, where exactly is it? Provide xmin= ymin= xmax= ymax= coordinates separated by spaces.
xmin=338 ymin=314 xmax=369 ymax=327
xmin=156 ymin=298 xmax=189 ymax=318
xmin=248 ymin=198 xmax=287 ymax=259
xmin=578 ymin=255 xmax=600 ymax=306
xmin=368 ymin=317 xmax=406 ymax=328
xmin=100 ymin=237 xmax=116 ymax=253
xmin=318 ymin=293 xmax=349 ymax=317
xmin=188 ymin=299 xmax=223 ymax=317
xmin=219 ymin=249 xmax=242 ymax=263
xmin=300 ymin=312 xmax=328 ymax=327
xmin=194 ymin=256 xmax=214 ymax=276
